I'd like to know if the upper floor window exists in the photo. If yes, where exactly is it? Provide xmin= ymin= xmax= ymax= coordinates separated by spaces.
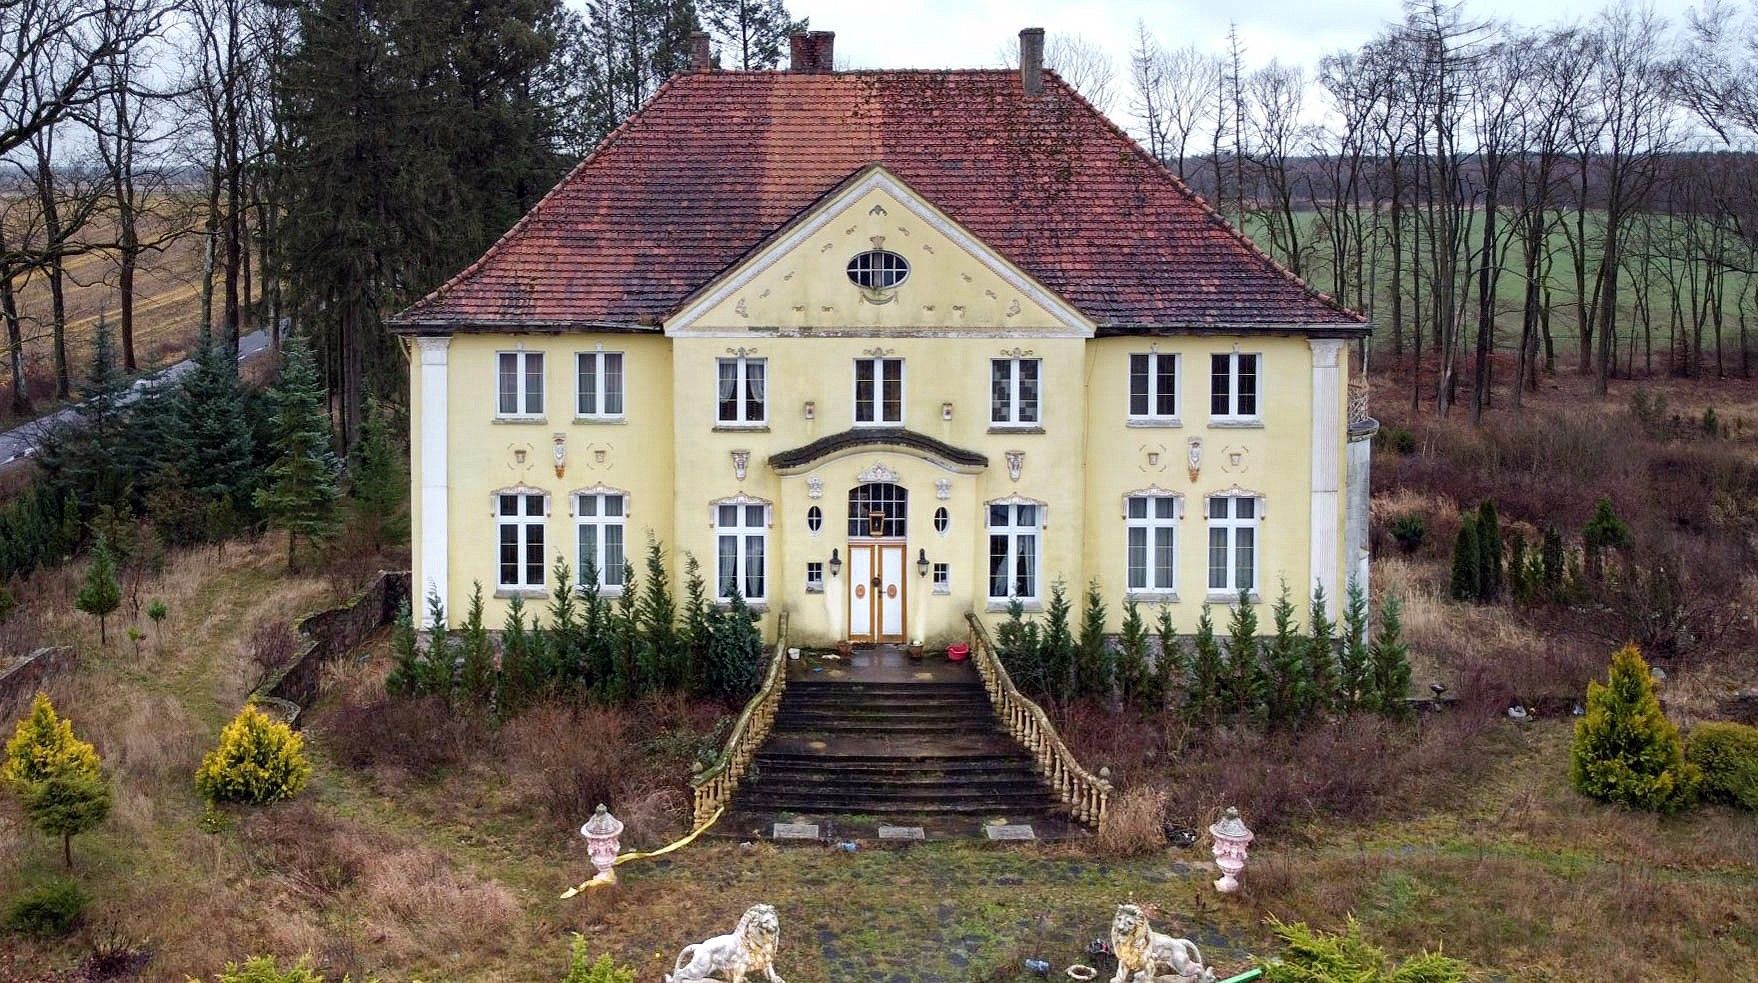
xmin=1129 ymin=352 xmax=1178 ymax=421
xmin=1126 ymin=494 xmax=1180 ymax=594
xmin=854 ymin=357 xmax=903 ymax=425
xmin=715 ymin=502 xmax=767 ymax=602
xmin=987 ymin=502 xmax=1040 ymax=601
xmin=717 ymin=356 xmax=766 ymax=426
xmin=846 ymin=249 xmax=910 ymax=289
xmin=576 ymin=352 xmax=624 ymax=419
xmin=495 ymin=491 xmax=547 ymax=590
xmin=991 ymin=357 xmax=1041 ymax=426
xmin=497 ymin=351 xmax=544 ymax=418
xmin=1210 ymin=352 xmax=1261 ymax=421
xmin=575 ymin=492 xmax=627 ymax=592
xmin=1207 ymin=495 xmax=1260 ymax=596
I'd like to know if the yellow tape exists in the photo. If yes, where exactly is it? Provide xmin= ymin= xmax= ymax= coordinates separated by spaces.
xmin=560 ymin=807 xmax=724 ymax=899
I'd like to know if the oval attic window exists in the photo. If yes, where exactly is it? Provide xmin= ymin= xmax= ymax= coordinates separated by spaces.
xmin=846 ymin=249 xmax=911 ymax=290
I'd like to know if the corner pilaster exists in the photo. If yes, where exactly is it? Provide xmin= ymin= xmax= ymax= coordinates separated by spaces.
xmin=1308 ymin=338 xmax=1346 ymax=617
xmin=415 ymin=335 xmax=452 ymax=627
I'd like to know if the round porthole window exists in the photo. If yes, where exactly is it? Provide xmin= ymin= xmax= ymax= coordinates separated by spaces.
xmin=846 ymin=249 xmax=910 ymax=290
xmin=934 ymin=507 xmax=950 ymax=534
xmin=807 ymin=506 xmax=823 ymax=533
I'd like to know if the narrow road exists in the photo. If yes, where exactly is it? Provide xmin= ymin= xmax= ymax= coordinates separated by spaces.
xmin=0 ymin=327 xmax=272 ymax=473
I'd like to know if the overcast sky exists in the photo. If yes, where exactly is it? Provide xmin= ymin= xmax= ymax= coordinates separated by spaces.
xmin=792 ymin=0 xmax=1703 ymax=77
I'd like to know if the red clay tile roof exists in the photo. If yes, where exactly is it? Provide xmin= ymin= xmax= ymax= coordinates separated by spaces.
xmin=393 ymin=70 xmax=1366 ymax=332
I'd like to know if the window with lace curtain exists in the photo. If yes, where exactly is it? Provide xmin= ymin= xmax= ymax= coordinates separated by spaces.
xmin=716 ymin=356 xmax=766 ymax=425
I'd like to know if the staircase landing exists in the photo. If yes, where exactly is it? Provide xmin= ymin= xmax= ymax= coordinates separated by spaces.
xmin=720 ymin=647 xmax=1077 ymax=842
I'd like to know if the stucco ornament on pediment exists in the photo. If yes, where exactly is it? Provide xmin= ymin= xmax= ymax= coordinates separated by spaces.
xmin=856 ymin=461 xmax=899 ymax=485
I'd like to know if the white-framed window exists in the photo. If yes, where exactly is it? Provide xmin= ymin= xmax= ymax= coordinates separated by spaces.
xmin=576 ymin=351 xmax=624 ymax=419
xmin=1207 ymin=495 xmax=1260 ymax=596
xmin=497 ymin=351 xmax=544 ymax=418
xmin=495 ymin=490 xmax=547 ymax=590
xmin=806 ymin=562 xmax=825 ymax=593
xmin=716 ymin=356 xmax=766 ymax=425
xmin=932 ymin=562 xmax=950 ymax=595
xmin=1210 ymin=352 xmax=1261 ymax=421
xmin=854 ymin=356 xmax=903 ymax=425
xmin=1125 ymin=494 xmax=1180 ymax=593
xmin=1129 ymin=352 xmax=1178 ymax=421
xmin=575 ymin=491 xmax=627 ymax=592
xmin=987 ymin=502 xmax=1040 ymax=601
xmin=990 ymin=357 xmax=1041 ymax=426
xmin=716 ymin=502 xmax=767 ymax=602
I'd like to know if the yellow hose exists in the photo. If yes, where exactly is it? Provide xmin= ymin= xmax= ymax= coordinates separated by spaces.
xmin=559 ymin=807 xmax=725 ymax=899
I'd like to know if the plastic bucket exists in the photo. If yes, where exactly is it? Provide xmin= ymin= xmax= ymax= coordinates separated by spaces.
xmin=946 ymin=643 xmax=970 ymax=662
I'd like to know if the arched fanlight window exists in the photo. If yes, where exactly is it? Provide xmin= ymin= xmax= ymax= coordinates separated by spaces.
xmin=846 ymin=250 xmax=910 ymax=290
xmin=848 ymin=482 xmax=908 ymax=538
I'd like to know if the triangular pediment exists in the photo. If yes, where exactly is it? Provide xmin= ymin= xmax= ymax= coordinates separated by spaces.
xmin=666 ymin=166 xmax=1092 ymax=336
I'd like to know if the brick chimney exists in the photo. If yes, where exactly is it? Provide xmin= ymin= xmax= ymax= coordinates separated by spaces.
xmin=1019 ymin=27 xmax=1045 ymax=96
xmin=689 ymin=30 xmax=712 ymax=72
xmin=789 ymin=30 xmax=835 ymax=73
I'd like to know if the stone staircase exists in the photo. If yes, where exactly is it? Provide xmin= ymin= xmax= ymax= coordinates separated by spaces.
xmin=722 ymin=662 xmax=1069 ymax=839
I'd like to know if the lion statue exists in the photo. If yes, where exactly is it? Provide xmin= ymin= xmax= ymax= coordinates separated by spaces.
xmin=1110 ymin=903 xmax=1215 ymax=983
xmin=666 ymin=903 xmax=786 ymax=983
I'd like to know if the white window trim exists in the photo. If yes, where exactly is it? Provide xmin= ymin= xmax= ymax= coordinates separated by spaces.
xmin=805 ymin=561 xmax=825 ymax=594
xmin=985 ymin=498 xmax=1044 ymax=606
xmin=1125 ymin=491 xmax=1183 ymax=597
xmin=712 ymin=495 xmax=770 ymax=604
xmin=495 ymin=350 xmax=545 ymax=421
xmin=492 ymin=487 xmax=550 ymax=593
xmin=989 ymin=356 xmax=1042 ymax=427
xmin=575 ymin=350 xmax=626 ymax=421
xmin=1205 ymin=491 xmax=1264 ymax=601
xmin=931 ymin=562 xmax=951 ymax=596
xmin=1210 ymin=351 xmax=1263 ymax=424
xmin=1128 ymin=351 xmax=1180 ymax=424
xmin=852 ymin=356 xmax=905 ymax=427
xmin=572 ymin=489 xmax=628 ymax=597
xmin=716 ymin=356 xmax=768 ymax=427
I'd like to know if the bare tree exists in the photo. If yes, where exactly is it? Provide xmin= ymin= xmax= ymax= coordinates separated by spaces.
xmin=999 ymin=31 xmax=1116 ymax=112
xmin=1129 ymin=22 xmax=1218 ymax=180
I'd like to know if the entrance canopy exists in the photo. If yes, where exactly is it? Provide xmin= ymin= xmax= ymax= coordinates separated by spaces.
xmin=768 ymin=427 xmax=988 ymax=476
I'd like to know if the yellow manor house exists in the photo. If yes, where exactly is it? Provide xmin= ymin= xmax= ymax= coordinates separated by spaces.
xmin=390 ymin=29 xmax=1375 ymax=648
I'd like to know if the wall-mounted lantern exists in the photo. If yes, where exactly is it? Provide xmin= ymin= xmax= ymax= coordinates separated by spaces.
xmin=828 ymin=548 xmax=842 ymax=578
xmin=916 ymin=548 xmax=930 ymax=578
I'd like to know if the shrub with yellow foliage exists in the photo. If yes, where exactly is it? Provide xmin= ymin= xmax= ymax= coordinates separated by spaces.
xmin=195 ymin=704 xmax=311 ymax=806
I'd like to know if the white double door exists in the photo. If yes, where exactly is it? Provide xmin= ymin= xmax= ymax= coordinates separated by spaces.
xmin=847 ymin=542 xmax=907 ymax=643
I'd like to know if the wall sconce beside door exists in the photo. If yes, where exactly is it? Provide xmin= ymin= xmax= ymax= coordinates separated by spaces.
xmin=916 ymin=548 xmax=930 ymax=578
xmin=828 ymin=548 xmax=842 ymax=578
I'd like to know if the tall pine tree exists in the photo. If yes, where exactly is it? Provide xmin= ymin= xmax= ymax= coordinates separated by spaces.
xmin=700 ymin=0 xmax=803 ymax=69
xmin=254 ymin=335 xmax=340 ymax=570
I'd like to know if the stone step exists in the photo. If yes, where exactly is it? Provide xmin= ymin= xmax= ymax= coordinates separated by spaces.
xmin=754 ymin=755 xmax=1036 ymax=774
xmin=778 ymin=694 xmax=995 ymax=711
xmin=768 ymin=719 xmax=995 ymax=736
xmin=731 ymin=793 xmax=1059 ymax=816
xmin=772 ymin=709 xmax=984 ymax=727
xmin=786 ymin=681 xmax=986 ymax=697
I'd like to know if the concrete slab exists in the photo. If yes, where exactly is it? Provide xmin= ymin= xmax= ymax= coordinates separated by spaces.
xmin=982 ymin=824 xmax=1036 ymax=841
xmin=877 ymin=825 xmax=926 ymax=840
xmin=772 ymin=822 xmax=821 ymax=840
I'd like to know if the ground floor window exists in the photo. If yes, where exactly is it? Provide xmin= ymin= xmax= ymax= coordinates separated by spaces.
xmin=987 ymin=502 xmax=1039 ymax=601
xmin=496 ymin=491 xmax=547 ymax=590
xmin=1207 ymin=495 xmax=1259 ymax=595
xmin=575 ymin=492 xmax=626 ymax=591
xmin=716 ymin=502 xmax=767 ymax=602
xmin=1126 ymin=494 xmax=1179 ymax=592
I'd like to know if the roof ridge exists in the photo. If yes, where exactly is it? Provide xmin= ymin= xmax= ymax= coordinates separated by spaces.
xmin=394 ymin=71 xmax=699 ymax=325
xmin=1041 ymin=71 xmax=1366 ymax=325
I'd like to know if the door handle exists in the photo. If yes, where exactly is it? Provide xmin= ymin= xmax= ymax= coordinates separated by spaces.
xmin=872 ymin=576 xmax=882 ymax=587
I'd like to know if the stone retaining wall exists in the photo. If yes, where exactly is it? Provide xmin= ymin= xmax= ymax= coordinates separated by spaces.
xmin=251 ymin=570 xmax=411 ymax=714
xmin=0 ymin=646 xmax=76 ymax=712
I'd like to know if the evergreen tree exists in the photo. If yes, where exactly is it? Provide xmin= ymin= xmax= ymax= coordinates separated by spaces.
xmin=548 ymin=557 xmax=586 ymax=689
xmin=74 ymin=535 xmax=122 ymax=644
xmin=458 ymin=582 xmax=496 ymax=709
xmin=615 ymin=564 xmax=643 ymax=698
xmin=1116 ymin=597 xmax=1151 ymax=711
xmin=1476 ymin=500 xmax=1503 ymax=602
xmin=1224 ymin=592 xmax=1264 ymax=721
xmin=37 ymin=314 xmax=132 ymax=513
xmin=254 ymin=335 xmax=341 ymax=570
xmin=702 ymin=590 xmax=763 ymax=701
xmin=1187 ymin=604 xmax=1224 ymax=721
xmin=1369 ymin=595 xmax=1413 ymax=716
xmin=422 ymin=590 xmax=455 ymax=696
xmin=124 ymin=379 xmax=195 ymax=502
xmin=1075 ymin=579 xmax=1112 ymax=700
xmin=1450 ymin=513 xmax=1481 ymax=602
xmin=2 ymin=694 xmax=111 ymax=868
xmin=1582 ymin=497 xmax=1632 ymax=582
xmin=1306 ymin=584 xmax=1339 ymax=714
xmin=700 ymin=0 xmax=803 ymax=69
xmin=1506 ymin=531 xmax=1532 ymax=603
xmin=1152 ymin=606 xmax=1179 ymax=713
xmin=180 ymin=328 xmax=258 ymax=513
xmin=349 ymin=398 xmax=408 ymax=548
xmin=1539 ymin=525 xmax=1566 ymax=598
xmin=499 ymin=593 xmax=537 ymax=710
xmin=1571 ymin=645 xmax=1700 ymax=813
xmin=385 ymin=600 xmax=423 ymax=697
xmin=1263 ymin=581 xmax=1309 ymax=724
xmin=681 ymin=553 xmax=713 ymax=695
xmin=1338 ymin=579 xmax=1372 ymax=711
xmin=637 ymin=537 xmax=685 ymax=690
xmin=1039 ymin=580 xmax=1076 ymax=703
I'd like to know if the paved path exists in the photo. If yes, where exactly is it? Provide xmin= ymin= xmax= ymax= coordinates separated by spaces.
xmin=0 ymin=327 xmax=271 ymax=472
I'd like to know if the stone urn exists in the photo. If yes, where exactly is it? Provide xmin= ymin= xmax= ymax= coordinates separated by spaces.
xmin=1208 ymin=806 xmax=1254 ymax=894
xmin=580 ymin=803 xmax=625 ymax=886
xmin=907 ymin=640 xmax=925 ymax=661
xmin=835 ymin=639 xmax=853 ymax=658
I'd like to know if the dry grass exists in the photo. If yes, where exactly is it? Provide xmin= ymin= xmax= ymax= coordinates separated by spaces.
xmin=1093 ymin=784 xmax=1169 ymax=857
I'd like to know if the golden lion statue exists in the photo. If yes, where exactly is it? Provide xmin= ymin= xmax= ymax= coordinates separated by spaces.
xmin=666 ymin=903 xmax=787 ymax=983
xmin=1110 ymin=903 xmax=1214 ymax=983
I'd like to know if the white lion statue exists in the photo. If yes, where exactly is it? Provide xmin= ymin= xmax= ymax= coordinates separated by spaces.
xmin=665 ymin=903 xmax=786 ymax=983
xmin=1110 ymin=903 xmax=1215 ymax=983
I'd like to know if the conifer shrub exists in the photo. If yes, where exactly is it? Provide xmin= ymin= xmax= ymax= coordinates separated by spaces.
xmin=1582 ymin=497 xmax=1632 ymax=580
xmin=1476 ymin=499 xmax=1503 ymax=601
xmin=458 ymin=583 xmax=496 ymax=709
xmin=1570 ymin=645 xmax=1700 ymax=813
xmin=74 ymin=534 xmax=122 ymax=644
xmin=3 ymin=878 xmax=88 ymax=938
xmin=1224 ymin=592 xmax=1264 ymax=722
xmin=3 ymin=693 xmax=111 ymax=867
xmin=1039 ymin=581 xmax=1076 ymax=702
xmin=1338 ymin=581 xmax=1371 ymax=711
xmin=996 ymin=596 xmax=1044 ymax=699
xmin=1115 ymin=598 xmax=1152 ymax=711
xmin=1685 ymin=721 xmax=1758 ymax=810
xmin=1259 ymin=916 xmax=1469 ymax=982
xmin=1539 ymin=524 xmax=1566 ymax=597
xmin=1389 ymin=513 xmax=1426 ymax=554
xmin=1449 ymin=513 xmax=1480 ymax=602
xmin=1306 ymin=585 xmax=1339 ymax=715
xmin=195 ymin=704 xmax=312 ymax=807
xmin=1152 ymin=606 xmax=1179 ymax=711
xmin=560 ymin=934 xmax=635 ymax=983
xmin=1075 ymin=580 xmax=1111 ymax=700
xmin=701 ymin=591 xmax=764 ymax=702
xmin=254 ymin=334 xmax=341 ymax=570
xmin=1186 ymin=604 xmax=1223 ymax=721
xmin=1264 ymin=581 xmax=1309 ymax=724
xmin=1368 ymin=597 xmax=1412 ymax=716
